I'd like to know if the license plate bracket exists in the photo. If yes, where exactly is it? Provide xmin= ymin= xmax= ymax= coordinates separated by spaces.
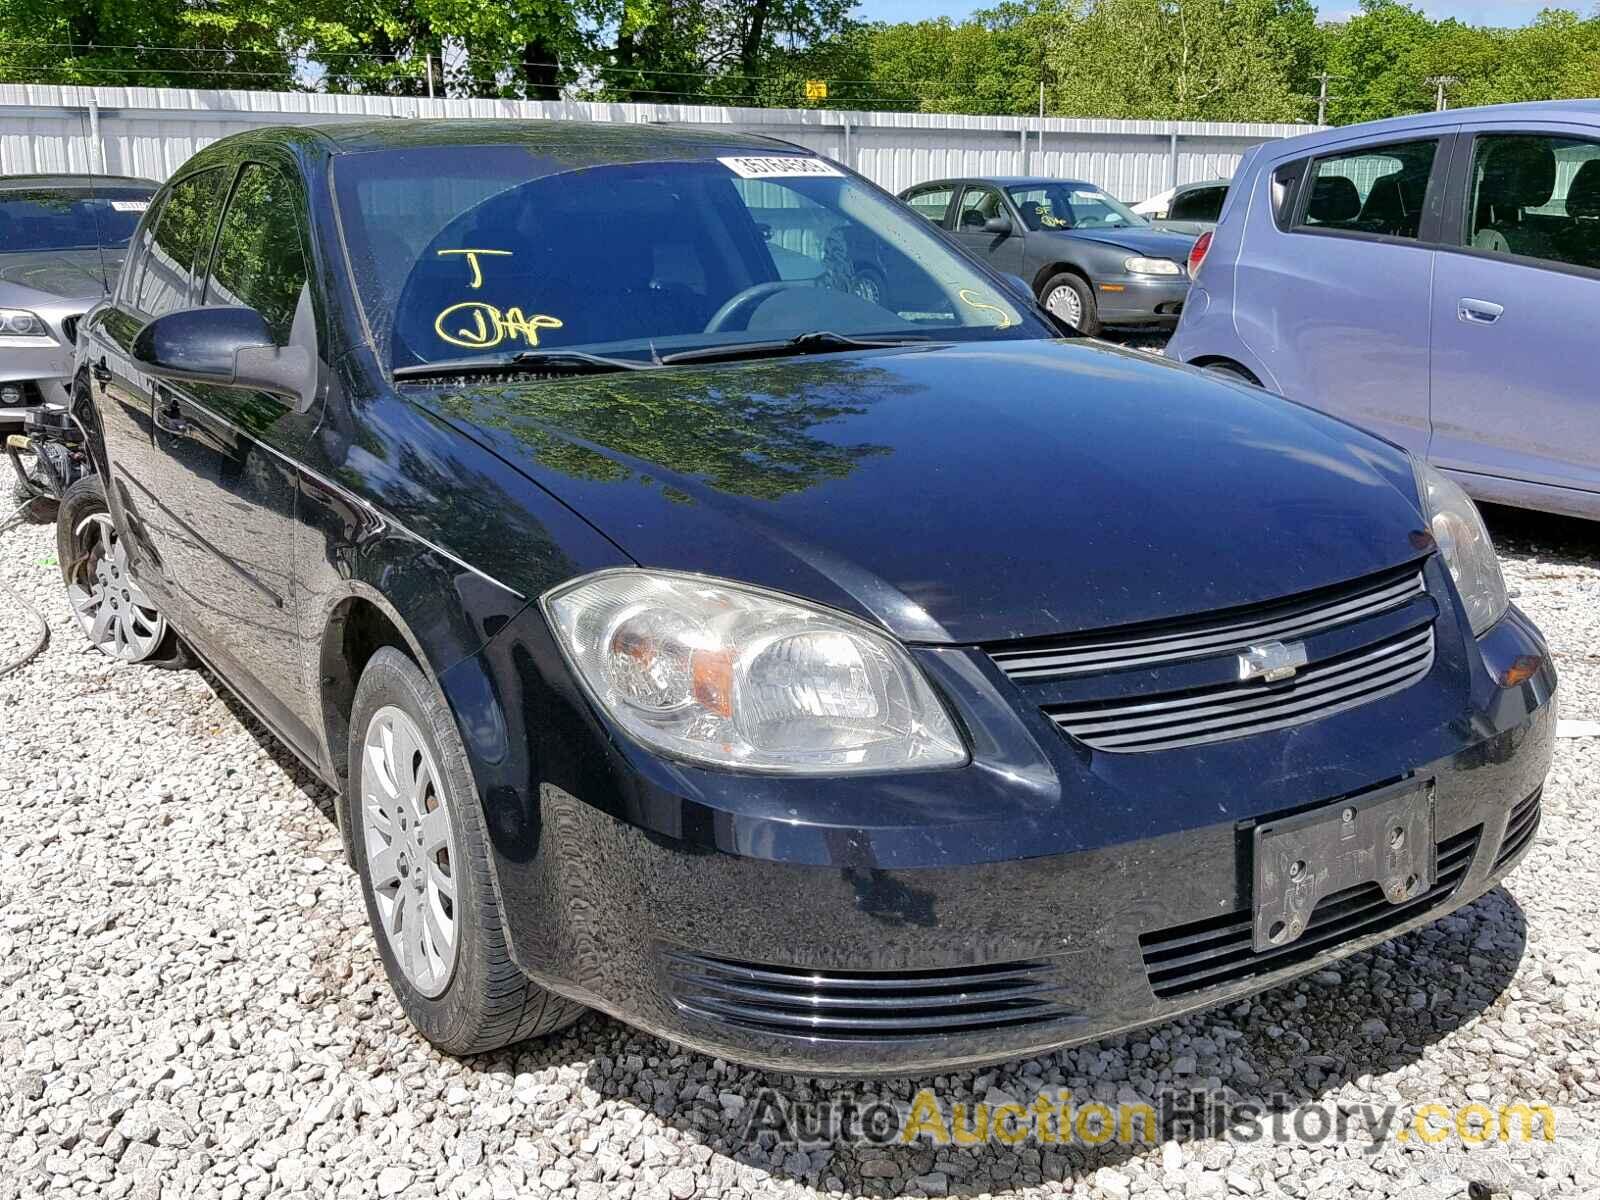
xmin=1252 ymin=780 xmax=1434 ymax=953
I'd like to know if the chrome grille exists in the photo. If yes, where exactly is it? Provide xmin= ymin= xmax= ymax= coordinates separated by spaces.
xmin=1048 ymin=625 xmax=1435 ymax=753
xmin=59 ymin=315 xmax=80 ymax=345
xmin=1140 ymin=825 xmax=1479 ymax=999
xmin=664 ymin=951 xmax=1077 ymax=1039
xmin=991 ymin=565 xmax=1425 ymax=680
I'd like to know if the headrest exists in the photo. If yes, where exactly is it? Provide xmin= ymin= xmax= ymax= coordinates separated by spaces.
xmin=1307 ymin=175 xmax=1360 ymax=223
xmin=1478 ymin=138 xmax=1556 ymax=211
xmin=1567 ymin=159 xmax=1600 ymax=218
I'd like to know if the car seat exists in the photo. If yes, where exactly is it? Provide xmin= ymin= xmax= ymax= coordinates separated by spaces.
xmin=1472 ymin=139 xmax=1557 ymax=259
xmin=1357 ymin=170 xmax=1426 ymax=237
xmin=1306 ymin=175 xmax=1360 ymax=225
xmin=1555 ymin=158 xmax=1600 ymax=270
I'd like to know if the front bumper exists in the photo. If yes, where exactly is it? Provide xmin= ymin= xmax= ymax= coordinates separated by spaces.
xmin=445 ymin=589 xmax=1555 ymax=1076
xmin=1096 ymin=273 xmax=1190 ymax=327
xmin=1 ymin=336 xmax=74 ymax=422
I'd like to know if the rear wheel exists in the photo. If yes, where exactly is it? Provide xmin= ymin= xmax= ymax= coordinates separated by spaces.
xmin=1038 ymin=272 xmax=1100 ymax=336
xmin=56 ymin=476 xmax=187 ymax=666
xmin=347 ymin=647 xmax=585 ymax=1054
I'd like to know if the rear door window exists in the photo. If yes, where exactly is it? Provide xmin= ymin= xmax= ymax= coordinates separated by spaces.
xmin=1464 ymin=133 xmax=1600 ymax=272
xmin=955 ymin=186 xmax=1005 ymax=231
xmin=1170 ymin=185 xmax=1227 ymax=223
xmin=904 ymin=186 xmax=954 ymax=227
xmin=134 ymin=168 xmax=229 ymax=316
xmin=202 ymin=163 xmax=310 ymax=345
xmin=1298 ymin=139 xmax=1438 ymax=240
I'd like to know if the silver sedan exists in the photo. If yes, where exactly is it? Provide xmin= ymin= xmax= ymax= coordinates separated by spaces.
xmin=0 ymin=174 xmax=156 ymax=424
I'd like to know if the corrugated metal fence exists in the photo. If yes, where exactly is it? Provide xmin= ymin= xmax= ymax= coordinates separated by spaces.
xmin=0 ymin=85 xmax=1317 ymax=203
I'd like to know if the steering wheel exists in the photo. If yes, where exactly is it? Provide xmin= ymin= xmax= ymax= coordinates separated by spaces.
xmin=703 ymin=281 xmax=806 ymax=333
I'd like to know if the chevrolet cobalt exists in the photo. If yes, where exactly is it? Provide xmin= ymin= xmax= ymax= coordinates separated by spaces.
xmin=61 ymin=121 xmax=1553 ymax=1074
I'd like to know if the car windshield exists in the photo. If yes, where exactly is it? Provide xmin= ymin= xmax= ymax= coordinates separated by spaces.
xmin=332 ymin=147 xmax=1044 ymax=371
xmin=0 ymin=187 xmax=152 ymax=252
xmin=1006 ymin=184 xmax=1147 ymax=231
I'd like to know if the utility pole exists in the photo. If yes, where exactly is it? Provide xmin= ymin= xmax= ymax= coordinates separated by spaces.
xmin=1426 ymin=75 xmax=1458 ymax=111
xmin=1314 ymin=72 xmax=1335 ymax=125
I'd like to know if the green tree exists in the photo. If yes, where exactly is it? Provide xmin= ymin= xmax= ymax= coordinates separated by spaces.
xmin=1047 ymin=0 xmax=1305 ymax=121
xmin=0 ymin=0 xmax=330 ymax=89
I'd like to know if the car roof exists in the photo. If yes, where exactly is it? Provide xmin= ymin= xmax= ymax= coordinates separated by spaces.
xmin=1174 ymin=178 xmax=1231 ymax=191
xmin=1270 ymin=98 xmax=1600 ymax=156
xmin=292 ymin=117 xmax=803 ymax=158
xmin=914 ymin=176 xmax=1096 ymax=189
xmin=0 ymin=173 xmax=158 ymax=191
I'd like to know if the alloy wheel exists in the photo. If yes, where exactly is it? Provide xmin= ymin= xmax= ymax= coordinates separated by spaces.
xmin=1044 ymin=283 xmax=1084 ymax=329
xmin=362 ymin=705 xmax=459 ymax=997
xmin=66 ymin=513 xmax=168 ymax=662
xmin=852 ymin=274 xmax=884 ymax=305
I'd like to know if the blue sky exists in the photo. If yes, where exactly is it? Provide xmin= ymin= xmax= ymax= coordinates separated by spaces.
xmin=852 ymin=0 xmax=1579 ymax=26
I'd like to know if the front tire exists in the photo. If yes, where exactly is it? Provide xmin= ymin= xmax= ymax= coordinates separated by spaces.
xmin=56 ymin=475 xmax=188 ymax=666
xmin=1038 ymin=272 xmax=1101 ymax=336
xmin=347 ymin=647 xmax=584 ymax=1055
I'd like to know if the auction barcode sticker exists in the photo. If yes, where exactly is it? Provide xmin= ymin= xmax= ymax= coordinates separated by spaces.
xmin=110 ymin=200 xmax=149 ymax=212
xmin=719 ymin=155 xmax=842 ymax=180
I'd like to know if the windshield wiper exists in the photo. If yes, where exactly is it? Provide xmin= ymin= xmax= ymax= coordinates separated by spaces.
xmin=658 ymin=330 xmax=931 ymax=367
xmin=393 ymin=349 xmax=657 ymax=381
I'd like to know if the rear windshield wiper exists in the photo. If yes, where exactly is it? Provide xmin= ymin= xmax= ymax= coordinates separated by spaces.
xmin=659 ymin=330 xmax=931 ymax=367
xmin=392 ymin=349 xmax=657 ymax=381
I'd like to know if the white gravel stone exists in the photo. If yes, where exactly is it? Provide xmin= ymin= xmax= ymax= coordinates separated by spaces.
xmin=1 ymin=489 xmax=1598 ymax=1200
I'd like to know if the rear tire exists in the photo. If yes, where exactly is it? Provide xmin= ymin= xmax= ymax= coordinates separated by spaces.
xmin=1038 ymin=272 xmax=1100 ymax=336
xmin=56 ymin=475 xmax=189 ymax=667
xmin=347 ymin=647 xmax=585 ymax=1055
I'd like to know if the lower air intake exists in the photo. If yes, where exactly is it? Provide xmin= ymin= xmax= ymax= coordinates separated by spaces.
xmin=1139 ymin=825 xmax=1480 ymax=1000
xmin=1494 ymin=787 xmax=1541 ymax=871
xmin=664 ymin=951 xmax=1077 ymax=1039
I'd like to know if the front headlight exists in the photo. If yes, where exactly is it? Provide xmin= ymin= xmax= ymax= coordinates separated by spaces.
xmin=543 ymin=570 xmax=968 ymax=774
xmin=0 ymin=308 xmax=52 ymax=339
xmin=1123 ymin=257 xmax=1183 ymax=276
xmin=1415 ymin=461 xmax=1508 ymax=636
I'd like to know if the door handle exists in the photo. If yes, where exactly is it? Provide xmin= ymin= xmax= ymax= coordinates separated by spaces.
xmin=1457 ymin=297 xmax=1504 ymax=325
xmin=91 ymin=357 xmax=112 ymax=385
xmin=153 ymin=395 xmax=192 ymax=437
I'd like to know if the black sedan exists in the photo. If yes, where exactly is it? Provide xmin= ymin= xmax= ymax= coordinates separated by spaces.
xmin=61 ymin=120 xmax=1553 ymax=1075
xmin=900 ymin=176 xmax=1198 ymax=334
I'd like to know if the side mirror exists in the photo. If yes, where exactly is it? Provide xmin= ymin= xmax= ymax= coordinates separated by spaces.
xmin=1001 ymin=273 xmax=1034 ymax=303
xmin=983 ymin=215 xmax=1013 ymax=235
xmin=132 ymin=306 xmax=315 ymax=410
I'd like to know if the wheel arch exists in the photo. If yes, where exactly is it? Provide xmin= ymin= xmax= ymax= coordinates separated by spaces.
xmin=1187 ymin=356 xmax=1264 ymax=387
xmin=317 ymin=583 xmax=433 ymax=788
xmin=1030 ymin=260 xmax=1092 ymax=297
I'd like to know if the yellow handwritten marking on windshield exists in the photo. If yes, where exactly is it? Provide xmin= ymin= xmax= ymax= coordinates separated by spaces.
xmin=436 ymin=248 xmax=513 ymax=289
xmin=958 ymin=288 xmax=1017 ymax=328
xmin=435 ymin=302 xmax=564 ymax=350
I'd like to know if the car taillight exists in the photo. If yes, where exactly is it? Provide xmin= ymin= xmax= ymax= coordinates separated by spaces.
xmin=1187 ymin=230 xmax=1213 ymax=277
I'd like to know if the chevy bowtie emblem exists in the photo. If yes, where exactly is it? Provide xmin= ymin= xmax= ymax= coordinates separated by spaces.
xmin=1238 ymin=640 xmax=1308 ymax=683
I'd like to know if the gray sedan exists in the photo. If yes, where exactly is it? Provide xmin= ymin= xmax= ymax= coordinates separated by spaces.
xmin=899 ymin=176 xmax=1198 ymax=334
xmin=0 ymin=174 xmax=156 ymax=423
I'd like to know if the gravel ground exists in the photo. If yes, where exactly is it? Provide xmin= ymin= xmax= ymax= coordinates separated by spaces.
xmin=2 ymin=491 xmax=1597 ymax=1200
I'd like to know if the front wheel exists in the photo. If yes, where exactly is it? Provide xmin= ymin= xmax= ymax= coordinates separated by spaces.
xmin=56 ymin=475 xmax=187 ymax=666
xmin=1038 ymin=272 xmax=1101 ymax=336
xmin=347 ymin=647 xmax=585 ymax=1054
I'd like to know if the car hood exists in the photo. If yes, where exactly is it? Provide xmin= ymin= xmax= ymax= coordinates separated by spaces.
xmin=0 ymin=247 xmax=122 ymax=302
xmin=1051 ymin=226 xmax=1198 ymax=259
xmin=422 ymin=340 xmax=1427 ymax=645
